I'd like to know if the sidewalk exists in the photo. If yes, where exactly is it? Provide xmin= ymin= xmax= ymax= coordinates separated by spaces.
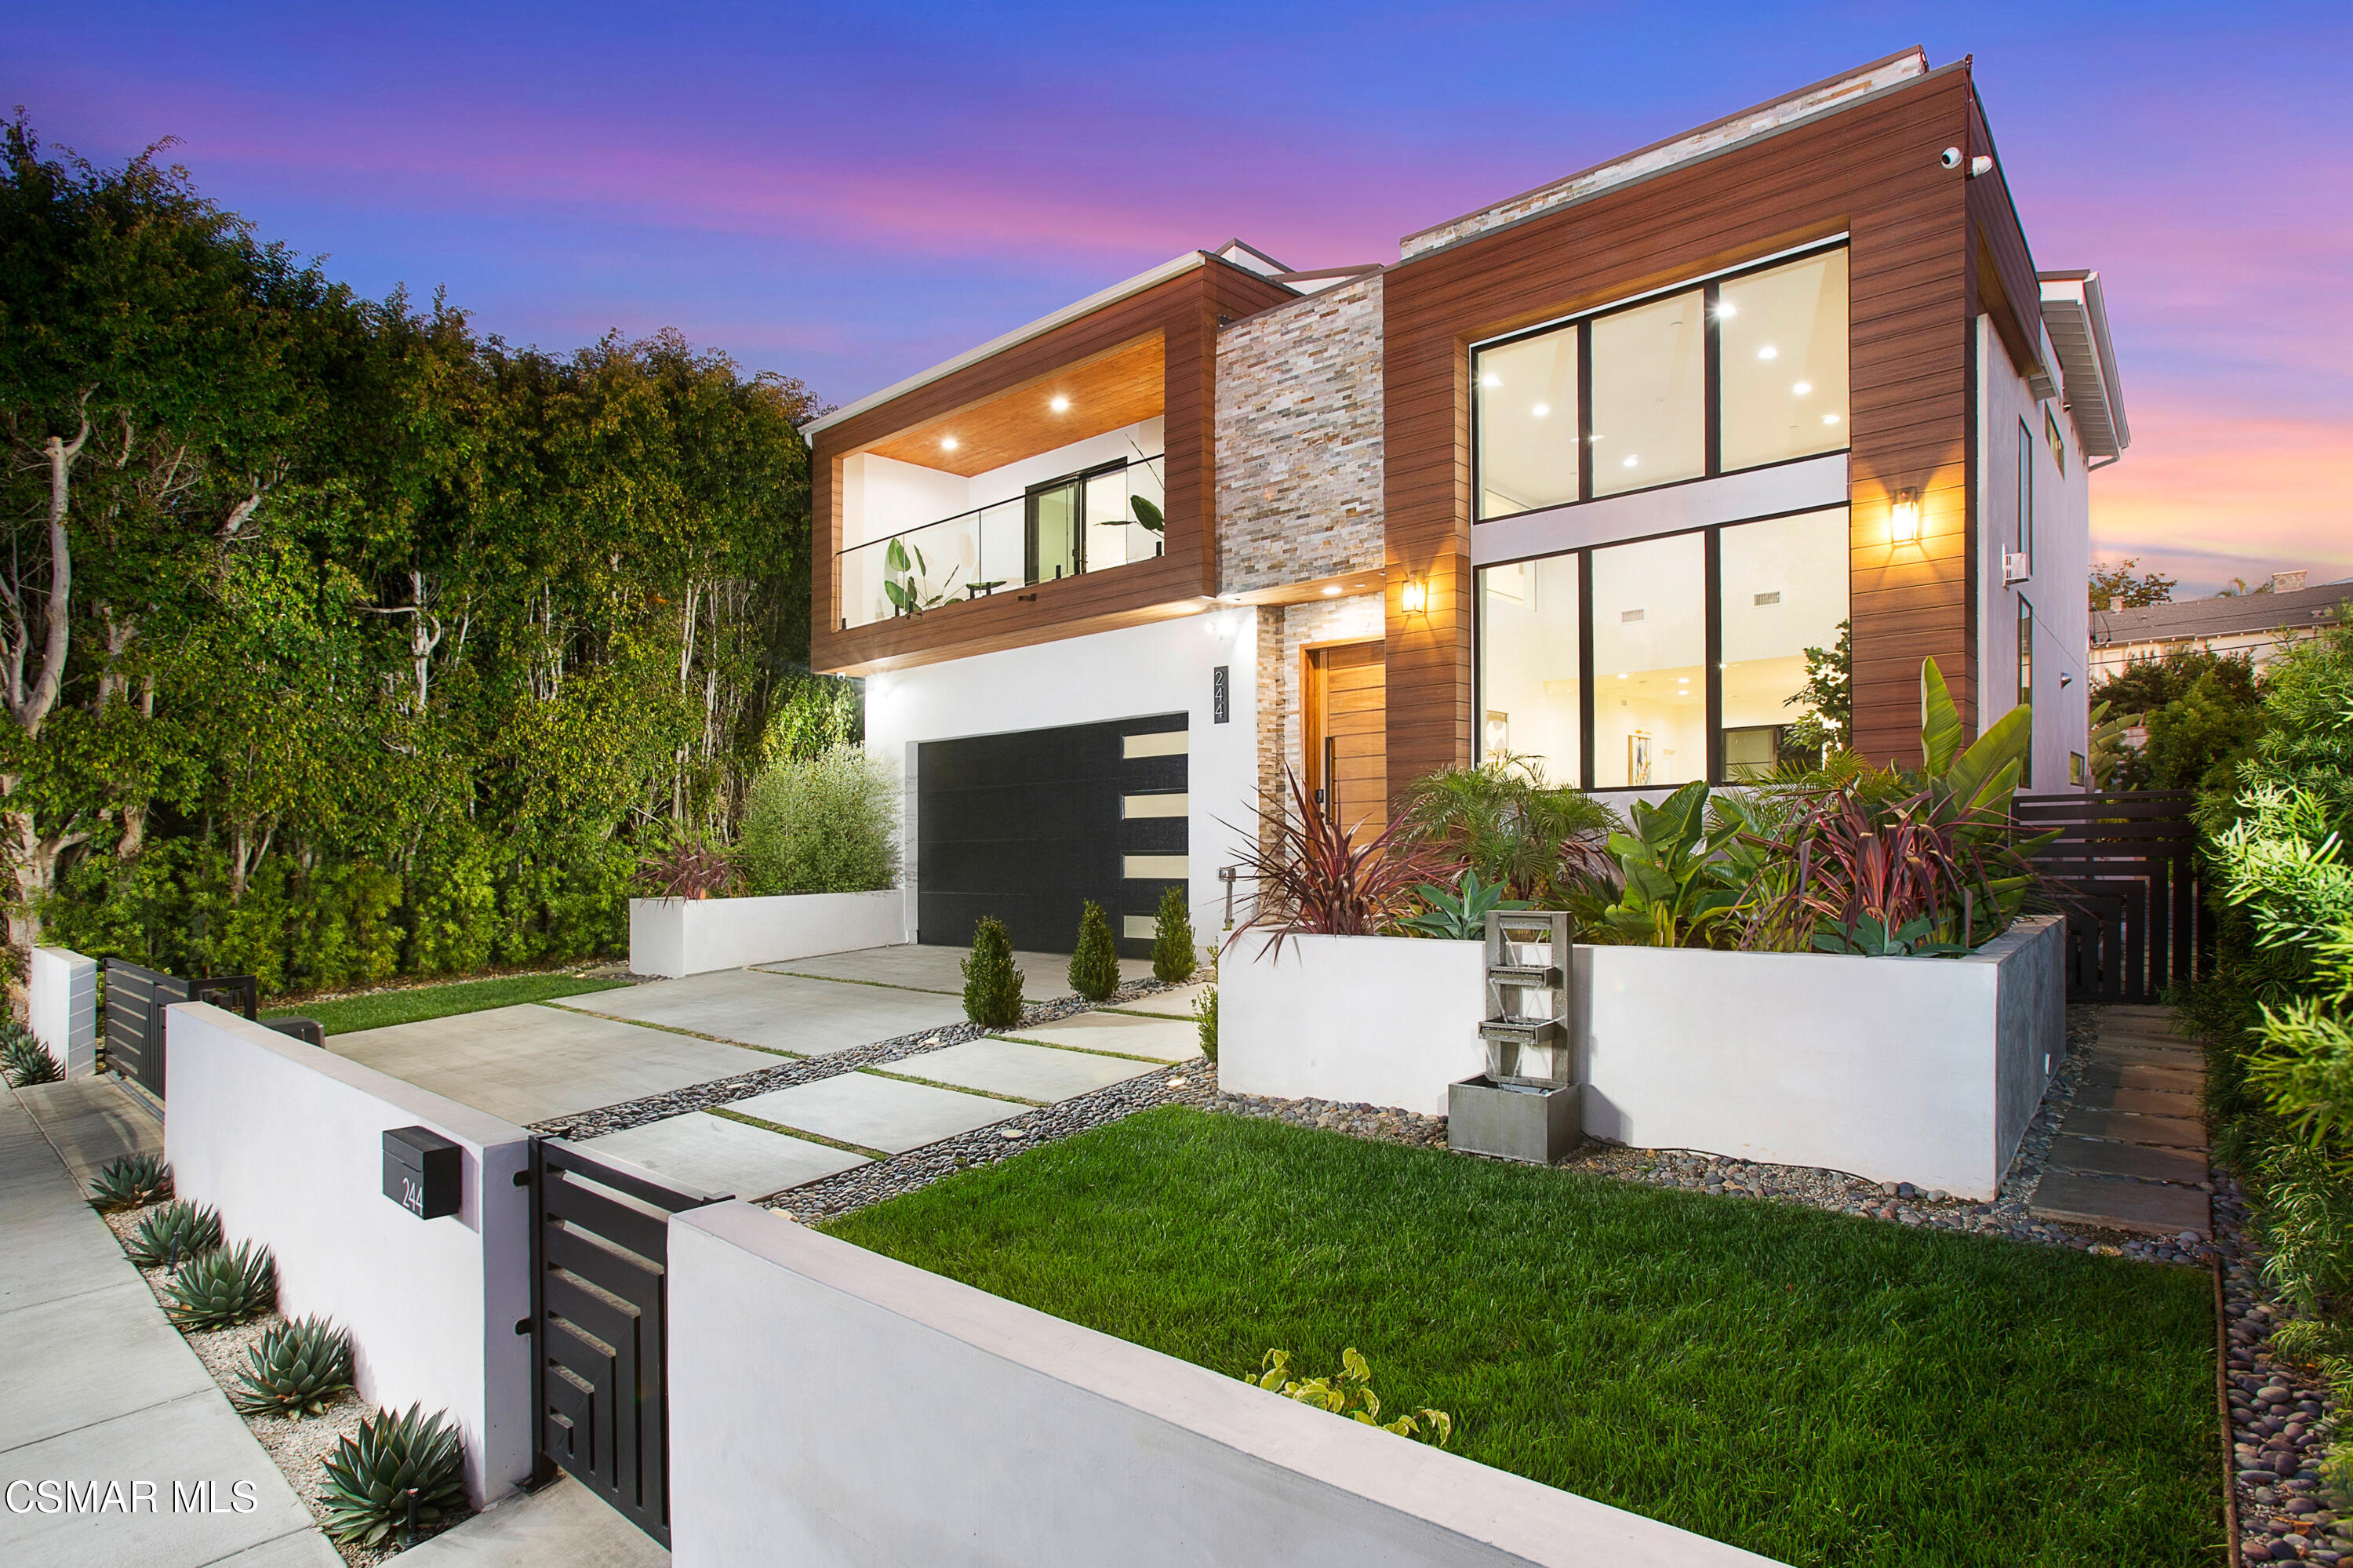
xmin=0 ymin=1082 xmax=340 ymax=1568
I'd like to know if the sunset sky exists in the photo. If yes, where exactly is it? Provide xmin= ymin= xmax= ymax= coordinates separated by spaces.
xmin=15 ymin=2 xmax=2349 ymax=595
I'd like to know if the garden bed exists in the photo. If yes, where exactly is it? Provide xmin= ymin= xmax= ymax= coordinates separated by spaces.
xmin=262 ymin=970 xmax=629 ymax=1035
xmin=628 ymin=888 xmax=904 ymax=977
xmin=824 ymin=1105 xmax=2220 ymax=1567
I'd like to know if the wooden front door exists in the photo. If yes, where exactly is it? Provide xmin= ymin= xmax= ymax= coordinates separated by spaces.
xmin=1304 ymin=639 xmax=1387 ymax=839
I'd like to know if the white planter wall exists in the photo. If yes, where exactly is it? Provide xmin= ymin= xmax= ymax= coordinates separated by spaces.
xmin=29 ymin=944 xmax=98 ymax=1077
xmin=165 ymin=1003 xmax=533 ymax=1507
xmin=1220 ymin=917 xmax=2067 ymax=1199
xmin=630 ymin=889 xmax=907 ymax=977
xmin=667 ymin=1201 xmax=1783 ymax=1568
xmin=1220 ymin=933 xmax=1486 ymax=1117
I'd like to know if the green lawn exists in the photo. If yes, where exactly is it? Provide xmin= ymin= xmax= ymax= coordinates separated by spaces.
xmin=264 ymin=973 xmax=628 ymax=1035
xmin=823 ymin=1108 xmax=2220 ymax=1568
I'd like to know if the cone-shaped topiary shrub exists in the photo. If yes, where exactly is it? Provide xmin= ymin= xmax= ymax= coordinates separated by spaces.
xmin=163 ymin=1240 xmax=276 ymax=1330
xmin=1195 ymin=984 xmax=1218 ymax=1064
xmin=2 ymin=1025 xmax=62 ymax=1086
xmin=319 ymin=1402 xmax=468 ymax=1547
xmin=962 ymin=917 xmax=1024 ymax=1029
xmin=1151 ymin=885 xmax=1198 ymax=983
xmin=234 ymin=1315 xmax=355 ymax=1419
xmin=125 ymin=1201 xmax=224 ymax=1269
xmin=1069 ymin=899 xmax=1120 ymax=1002
xmin=89 ymin=1151 xmax=173 ymax=1211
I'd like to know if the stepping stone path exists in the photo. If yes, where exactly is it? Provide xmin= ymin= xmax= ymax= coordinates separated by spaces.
xmin=2029 ymin=1002 xmax=2211 ymax=1239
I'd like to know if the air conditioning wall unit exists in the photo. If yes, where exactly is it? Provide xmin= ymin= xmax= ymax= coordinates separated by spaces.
xmin=2004 ymin=552 xmax=2032 ymax=585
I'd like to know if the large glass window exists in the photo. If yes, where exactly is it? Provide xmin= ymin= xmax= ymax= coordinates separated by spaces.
xmin=1591 ymin=533 xmax=1707 ymax=788
xmin=1718 ymin=509 xmax=1851 ymax=776
xmin=1473 ymin=328 xmax=1580 ymax=519
xmin=1475 ymin=556 xmax=1581 ymax=777
xmin=1718 ymin=249 xmax=1849 ymax=471
xmin=1591 ymin=290 xmax=1705 ymax=497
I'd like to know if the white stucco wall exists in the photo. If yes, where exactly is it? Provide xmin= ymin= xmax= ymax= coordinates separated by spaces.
xmin=1220 ymin=918 xmax=2067 ymax=1198
xmin=667 ymin=1200 xmax=1785 ymax=1568
xmin=163 ymin=1003 xmax=533 ymax=1507
xmin=864 ymin=608 xmax=1261 ymax=944
xmin=29 ymin=944 xmax=97 ymax=1077
xmin=1978 ymin=315 xmax=2091 ymax=790
xmin=629 ymin=890 xmax=909 ymax=977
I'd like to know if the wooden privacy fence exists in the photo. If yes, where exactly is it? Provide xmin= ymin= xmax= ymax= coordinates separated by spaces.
xmin=2017 ymin=789 xmax=2205 ymax=1005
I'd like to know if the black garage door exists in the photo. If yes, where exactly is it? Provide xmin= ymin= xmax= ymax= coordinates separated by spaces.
xmin=917 ymin=714 xmax=1187 ymax=959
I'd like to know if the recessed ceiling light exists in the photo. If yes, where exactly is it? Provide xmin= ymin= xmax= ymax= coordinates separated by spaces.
xmin=1792 ymin=380 xmax=1812 ymax=396
xmin=1617 ymin=673 xmax=1628 ymax=680
xmin=941 ymin=436 xmax=959 ymax=451
xmin=1822 ymin=413 xmax=1841 ymax=426
xmin=1622 ymin=455 xmax=1639 ymax=467
xmin=1757 ymin=345 xmax=1778 ymax=361
xmin=1322 ymin=585 xmax=1341 ymax=596
xmin=1677 ymin=676 xmax=1690 ymax=684
xmin=1532 ymin=402 xmax=1549 ymax=417
xmin=1049 ymin=395 xmax=1070 ymax=412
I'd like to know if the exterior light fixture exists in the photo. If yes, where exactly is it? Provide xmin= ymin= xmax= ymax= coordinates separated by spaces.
xmin=1399 ymin=577 xmax=1428 ymax=614
xmin=1890 ymin=489 xmax=1922 ymax=544
xmin=1049 ymin=395 xmax=1070 ymax=412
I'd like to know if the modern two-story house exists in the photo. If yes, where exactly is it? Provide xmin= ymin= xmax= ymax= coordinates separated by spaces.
xmin=804 ymin=47 xmax=2130 ymax=956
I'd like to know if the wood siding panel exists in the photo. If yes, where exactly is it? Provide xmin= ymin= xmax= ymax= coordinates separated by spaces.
xmin=1384 ymin=64 xmax=1986 ymax=786
xmin=811 ymin=257 xmax=1294 ymax=675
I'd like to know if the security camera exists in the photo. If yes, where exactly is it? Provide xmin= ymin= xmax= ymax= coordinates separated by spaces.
xmin=1970 ymin=155 xmax=1995 ymax=178
xmin=1939 ymin=147 xmax=1962 ymax=169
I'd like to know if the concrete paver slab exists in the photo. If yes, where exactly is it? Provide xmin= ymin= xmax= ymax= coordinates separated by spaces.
xmin=582 ymin=1111 xmax=868 ymax=1200
xmin=2061 ymin=1108 xmax=2207 ymax=1151
xmin=1101 ymin=981 xmax=1209 ymax=1020
xmin=14 ymin=1077 xmax=162 ymax=1194
xmin=2046 ymin=1135 xmax=2209 ymax=1186
xmin=1004 ymin=1011 xmax=1204 ymax=1064
xmin=760 ymin=943 xmax=1149 ymax=999
xmin=2031 ymin=1171 xmax=2209 ymax=1238
xmin=727 ymin=1073 xmax=1017 ymax=1154
xmin=904 ymin=1038 xmax=1160 ymax=1102
xmin=209 ymin=1530 xmax=349 ymax=1566
xmin=0 ymin=1391 xmax=330 ymax=1568
xmin=329 ymin=1003 xmax=774 ymax=1124
xmin=561 ymin=966 xmax=966 ymax=1056
xmin=400 ymin=1473 xmax=667 ymax=1566
xmin=2081 ymin=1062 xmax=2202 ymax=1093
xmin=2074 ymin=1084 xmax=2200 ymax=1118
xmin=0 ymin=1280 xmax=220 ymax=1452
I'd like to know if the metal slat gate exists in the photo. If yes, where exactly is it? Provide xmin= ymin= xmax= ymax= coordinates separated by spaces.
xmin=101 ymin=961 xmax=260 ymax=1099
xmin=2017 ymin=789 xmax=2205 ymax=1004
xmin=528 ymin=1139 xmax=726 ymax=1548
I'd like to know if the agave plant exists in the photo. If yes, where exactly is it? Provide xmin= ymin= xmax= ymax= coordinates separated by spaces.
xmin=319 ymin=1403 xmax=468 ymax=1547
xmin=162 ymin=1241 xmax=276 ymax=1330
xmin=2 ymin=1027 xmax=63 ymax=1086
xmin=125 ymin=1201 xmax=224 ymax=1269
xmin=1398 ymin=869 xmax=1531 ymax=940
xmin=1226 ymin=769 xmax=1447 ymax=956
xmin=233 ymin=1316 xmax=355 ymax=1419
xmin=89 ymin=1151 xmax=173 ymax=1211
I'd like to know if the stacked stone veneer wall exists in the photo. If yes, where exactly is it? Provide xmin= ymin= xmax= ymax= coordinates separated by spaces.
xmin=1214 ymin=275 xmax=1386 ymax=596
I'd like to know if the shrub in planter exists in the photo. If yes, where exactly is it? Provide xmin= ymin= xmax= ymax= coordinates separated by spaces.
xmin=1231 ymin=769 xmax=1447 ymax=954
xmin=163 ymin=1240 xmax=276 ymax=1330
xmin=634 ymin=828 xmax=738 ymax=900
xmin=125 ymin=1200 xmax=224 ymax=1268
xmin=89 ymin=1152 xmax=173 ymax=1211
xmin=1195 ymin=983 xmax=1218 ymax=1064
xmin=319 ymin=1403 xmax=467 ymax=1547
xmin=2 ymin=1023 xmax=61 ymax=1086
xmin=962 ymin=917 xmax=1024 ymax=1029
xmin=234 ymin=1315 xmax=355 ymax=1419
xmin=740 ymin=748 xmax=900 ymax=895
xmin=1398 ymin=868 xmax=1529 ymax=940
xmin=1151 ymin=885 xmax=1197 ymax=983
xmin=1069 ymin=900 xmax=1120 ymax=1002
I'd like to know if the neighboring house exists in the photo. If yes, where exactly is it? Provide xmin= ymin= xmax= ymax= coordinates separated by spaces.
xmin=804 ymin=47 xmax=2129 ymax=955
xmin=2091 ymin=572 xmax=2353 ymax=683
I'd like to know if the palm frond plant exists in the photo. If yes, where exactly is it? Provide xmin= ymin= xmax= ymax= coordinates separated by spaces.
xmin=234 ymin=1315 xmax=355 ymax=1419
xmin=89 ymin=1152 xmax=173 ymax=1210
xmin=125 ymin=1200 xmax=224 ymax=1268
xmin=1226 ymin=769 xmax=1449 ymax=957
xmin=318 ymin=1403 xmax=467 ymax=1547
xmin=1394 ymin=753 xmax=1617 ymax=905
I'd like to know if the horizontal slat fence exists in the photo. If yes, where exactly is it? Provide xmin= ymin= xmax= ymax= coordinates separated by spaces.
xmin=2017 ymin=789 xmax=2203 ymax=1005
xmin=100 ymin=961 xmax=262 ymax=1100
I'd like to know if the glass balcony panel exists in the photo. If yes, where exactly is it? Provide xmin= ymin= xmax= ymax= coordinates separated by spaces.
xmin=1085 ymin=468 xmax=1131 ymax=571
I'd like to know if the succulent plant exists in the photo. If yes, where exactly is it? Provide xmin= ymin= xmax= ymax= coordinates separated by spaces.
xmin=2 ymin=1027 xmax=62 ymax=1086
xmin=233 ymin=1315 xmax=354 ymax=1419
xmin=318 ymin=1403 xmax=467 ymax=1547
xmin=89 ymin=1151 xmax=173 ymax=1210
xmin=125 ymin=1201 xmax=224 ymax=1269
xmin=162 ymin=1240 xmax=276 ymax=1330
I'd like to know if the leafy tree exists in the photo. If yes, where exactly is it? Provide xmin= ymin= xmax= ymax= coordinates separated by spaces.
xmin=1779 ymin=618 xmax=1853 ymax=764
xmin=2090 ymin=649 xmax=2263 ymax=791
xmin=2088 ymin=558 xmax=2177 ymax=612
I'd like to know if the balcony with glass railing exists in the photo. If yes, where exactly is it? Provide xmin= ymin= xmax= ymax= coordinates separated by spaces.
xmin=838 ymin=454 xmax=1166 ymax=630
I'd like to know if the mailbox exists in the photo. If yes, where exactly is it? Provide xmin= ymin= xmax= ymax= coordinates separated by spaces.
xmin=383 ymin=1126 xmax=462 ymax=1220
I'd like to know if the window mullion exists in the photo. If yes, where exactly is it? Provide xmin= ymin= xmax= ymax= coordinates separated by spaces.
xmin=1704 ymin=281 xmax=1722 ymax=478
xmin=1704 ymin=527 xmax=1724 ymax=783
xmin=1577 ymin=548 xmax=1596 ymax=789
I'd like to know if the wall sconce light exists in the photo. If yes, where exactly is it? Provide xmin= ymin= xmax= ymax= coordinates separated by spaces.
xmin=1889 ymin=489 xmax=1921 ymax=544
xmin=1399 ymin=576 xmax=1428 ymax=614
